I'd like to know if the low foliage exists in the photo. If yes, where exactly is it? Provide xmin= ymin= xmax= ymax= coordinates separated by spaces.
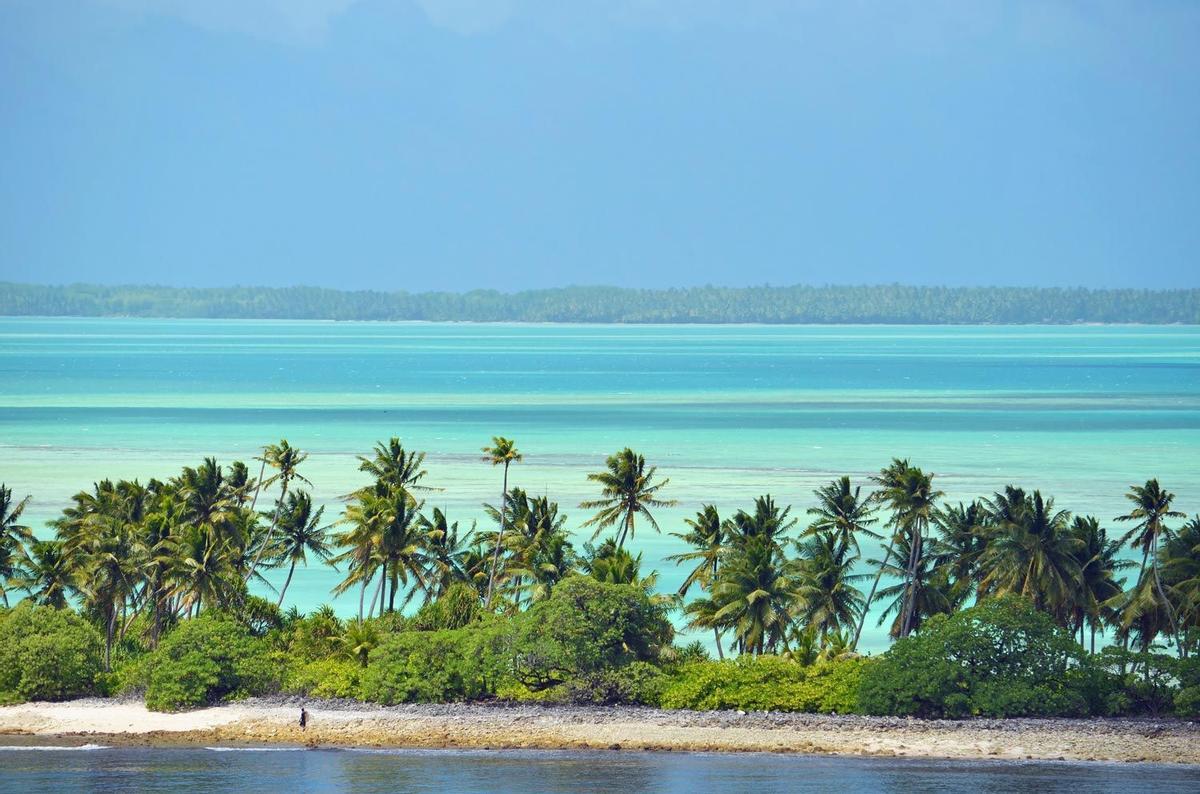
xmin=140 ymin=613 xmax=277 ymax=711
xmin=858 ymin=596 xmax=1090 ymax=718
xmin=660 ymin=656 xmax=866 ymax=713
xmin=358 ymin=624 xmax=511 ymax=704
xmin=0 ymin=603 xmax=103 ymax=703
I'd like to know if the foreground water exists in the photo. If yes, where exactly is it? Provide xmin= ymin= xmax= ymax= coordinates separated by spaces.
xmin=2 ymin=319 xmax=1198 ymax=650
xmin=0 ymin=746 xmax=1197 ymax=793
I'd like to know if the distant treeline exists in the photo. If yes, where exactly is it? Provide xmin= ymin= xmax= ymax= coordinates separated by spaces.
xmin=2 ymin=282 xmax=1198 ymax=324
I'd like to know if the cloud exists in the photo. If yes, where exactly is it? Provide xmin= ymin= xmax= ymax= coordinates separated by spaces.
xmin=98 ymin=0 xmax=362 ymax=44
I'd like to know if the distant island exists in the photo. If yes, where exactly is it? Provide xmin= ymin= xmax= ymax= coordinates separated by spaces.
xmin=2 ymin=282 xmax=1198 ymax=324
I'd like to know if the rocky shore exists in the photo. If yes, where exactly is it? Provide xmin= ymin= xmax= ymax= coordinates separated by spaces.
xmin=2 ymin=697 xmax=1198 ymax=764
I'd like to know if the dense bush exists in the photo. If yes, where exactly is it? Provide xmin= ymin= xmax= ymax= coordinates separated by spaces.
xmin=358 ymin=624 xmax=510 ymax=704
xmin=660 ymin=656 xmax=866 ymax=713
xmin=511 ymin=575 xmax=673 ymax=690
xmin=140 ymin=613 xmax=277 ymax=711
xmin=858 ymin=596 xmax=1090 ymax=718
xmin=0 ymin=603 xmax=103 ymax=703
xmin=282 ymin=657 xmax=364 ymax=699
xmin=408 ymin=583 xmax=483 ymax=631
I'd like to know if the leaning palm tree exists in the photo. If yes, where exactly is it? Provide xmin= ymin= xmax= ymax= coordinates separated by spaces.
xmin=1071 ymin=515 xmax=1131 ymax=652
xmin=667 ymin=505 xmax=728 ymax=655
xmin=246 ymin=440 xmax=310 ymax=583
xmin=580 ymin=447 xmax=677 ymax=549
xmin=482 ymin=436 xmax=522 ymax=608
xmin=1116 ymin=479 xmax=1186 ymax=651
xmin=270 ymin=491 xmax=333 ymax=608
xmin=0 ymin=484 xmax=34 ymax=607
xmin=871 ymin=533 xmax=956 ymax=638
xmin=851 ymin=459 xmax=908 ymax=649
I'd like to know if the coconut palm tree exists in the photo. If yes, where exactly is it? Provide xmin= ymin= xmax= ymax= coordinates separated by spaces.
xmin=580 ymin=447 xmax=676 ymax=549
xmin=929 ymin=500 xmax=988 ymax=599
xmin=482 ymin=436 xmax=522 ymax=608
xmin=0 ymin=484 xmax=34 ymax=607
xmin=18 ymin=539 xmax=75 ymax=609
xmin=270 ymin=491 xmax=332 ymax=608
xmin=1162 ymin=516 xmax=1200 ymax=646
xmin=794 ymin=530 xmax=867 ymax=640
xmin=711 ymin=535 xmax=796 ymax=655
xmin=668 ymin=505 xmax=728 ymax=656
xmin=582 ymin=537 xmax=661 ymax=595
xmin=871 ymin=533 xmax=957 ymax=638
xmin=374 ymin=486 xmax=428 ymax=614
xmin=724 ymin=495 xmax=796 ymax=552
xmin=1070 ymin=515 xmax=1131 ymax=652
xmin=852 ymin=459 xmax=909 ymax=649
xmin=977 ymin=487 xmax=1082 ymax=626
xmin=418 ymin=507 xmax=475 ymax=602
xmin=803 ymin=476 xmax=880 ymax=556
xmin=356 ymin=437 xmax=432 ymax=493
xmin=246 ymin=440 xmax=310 ymax=583
xmin=330 ymin=493 xmax=385 ymax=621
xmin=1117 ymin=479 xmax=1186 ymax=651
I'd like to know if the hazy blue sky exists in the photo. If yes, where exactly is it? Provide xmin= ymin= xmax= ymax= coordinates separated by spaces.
xmin=1 ymin=1 xmax=1198 ymax=291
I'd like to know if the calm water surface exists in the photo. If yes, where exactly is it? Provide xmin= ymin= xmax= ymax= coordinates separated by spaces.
xmin=2 ymin=319 xmax=1198 ymax=650
xmin=0 ymin=747 xmax=1197 ymax=794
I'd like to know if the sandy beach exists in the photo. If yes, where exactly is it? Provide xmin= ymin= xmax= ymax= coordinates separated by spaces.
xmin=1 ymin=698 xmax=1197 ymax=764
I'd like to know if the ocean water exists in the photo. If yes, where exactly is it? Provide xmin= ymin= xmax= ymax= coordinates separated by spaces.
xmin=0 ymin=746 xmax=1197 ymax=793
xmin=2 ymin=318 xmax=1198 ymax=650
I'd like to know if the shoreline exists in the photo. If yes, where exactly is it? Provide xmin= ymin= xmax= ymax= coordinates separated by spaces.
xmin=2 ymin=699 xmax=1198 ymax=764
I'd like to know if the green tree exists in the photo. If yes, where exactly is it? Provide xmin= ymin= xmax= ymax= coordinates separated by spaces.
xmin=580 ymin=447 xmax=677 ymax=549
xmin=270 ymin=491 xmax=332 ymax=608
xmin=794 ymin=529 xmax=866 ymax=640
xmin=481 ymin=436 xmax=522 ymax=608
xmin=712 ymin=535 xmax=796 ymax=656
xmin=246 ymin=440 xmax=310 ymax=583
xmin=0 ymin=484 xmax=34 ymax=607
xmin=1116 ymin=479 xmax=1186 ymax=652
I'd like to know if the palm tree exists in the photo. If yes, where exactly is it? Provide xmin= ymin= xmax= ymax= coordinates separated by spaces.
xmin=375 ymin=486 xmax=429 ymax=614
xmin=418 ymin=507 xmax=475 ymax=602
xmin=794 ymin=530 xmax=866 ymax=640
xmin=482 ymin=436 xmax=522 ymax=608
xmin=668 ymin=505 xmax=728 ymax=657
xmin=246 ymin=440 xmax=310 ymax=583
xmin=1162 ymin=516 xmax=1200 ymax=646
xmin=871 ymin=533 xmax=957 ymax=638
xmin=852 ymin=459 xmax=908 ymax=649
xmin=580 ymin=447 xmax=677 ymax=549
xmin=711 ymin=535 xmax=796 ymax=655
xmin=356 ymin=437 xmax=432 ymax=493
xmin=929 ymin=500 xmax=987 ymax=599
xmin=330 ymin=493 xmax=385 ymax=621
xmin=724 ymin=495 xmax=796 ymax=552
xmin=977 ymin=487 xmax=1082 ymax=625
xmin=804 ymin=476 xmax=880 ymax=556
xmin=18 ymin=540 xmax=74 ymax=609
xmin=0 ymin=484 xmax=34 ymax=607
xmin=582 ymin=537 xmax=661 ymax=596
xmin=1116 ymin=479 xmax=1186 ymax=651
xmin=270 ymin=491 xmax=332 ymax=608
xmin=1071 ymin=515 xmax=1131 ymax=652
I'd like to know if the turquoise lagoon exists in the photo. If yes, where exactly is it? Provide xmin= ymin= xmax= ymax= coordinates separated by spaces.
xmin=2 ymin=318 xmax=1198 ymax=651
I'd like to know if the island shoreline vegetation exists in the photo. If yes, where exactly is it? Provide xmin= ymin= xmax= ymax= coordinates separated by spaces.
xmin=2 ymin=439 xmax=1199 ymax=720
xmin=3 ymin=282 xmax=1199 ymax=324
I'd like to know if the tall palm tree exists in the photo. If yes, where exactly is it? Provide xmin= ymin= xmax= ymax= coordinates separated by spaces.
xmin=270 ymin=491 xmax=332 ymax=608
xmin=977 ymin=487 xmax=1082 ymax=625
xmin=1116 ymin=479 xmax=1185 ymax=651
xmin=873 ymin=535 xmax=957 ymax=639
xmin=929 ymin=500 xmax=988 ymax=599
xmin=724 ymin=495 xmax=796 ymax=552
xmin=852 ymin=459 xmax=908 ymax=649
xmin=357 ymin=437 xmax=431 ymax=493
xmin=482 ymin=436 xmax=522 ymax=608
xmin=330 ymin=492 xmax=385 ymax=621
xmin=246 ymin=440 xmax=310 ymax=583
xmin=1162 ymin=516 xmax=1200 ymax=645
xmin=375 ymin=486 xmax=429 ymax=614
xmin=0 ymin=484 xmax=34 ymax=607
xmin=580 ymin=447 xmax=677 ymax=549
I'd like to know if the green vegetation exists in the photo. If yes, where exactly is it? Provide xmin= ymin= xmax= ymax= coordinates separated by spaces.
xmin=3 ymin=282 xmax=1199 ymax=323
xmin=1 ymin=440 xmax=1198 ymax=716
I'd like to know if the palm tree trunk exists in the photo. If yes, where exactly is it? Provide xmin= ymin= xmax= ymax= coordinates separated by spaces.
xmin=358 ymin=578 xmax=366 ymax=622
xmin=370 ymin=566 xmax=385 ymax=618
xmin=246 ymin=482 xmax=287 ymax=584
xmin=852 ymin=534 xmax=897 ymax=650
xmin=276 ymin=559 xmax=297 ymax=608
xmin=899 ymin=524 xmax=923 ymax=639
xmin=1150 ymin=536 xmax=1182 ymax=657
xmin=1 ymin=589 xmax=8 ymax=608
xmin=714 ymin=627 xmax=724 ymax=660
xmin=249 ymin=458 xmax=268 ymax=511
xmin=485 ymin=462 xmax=509 ymax=609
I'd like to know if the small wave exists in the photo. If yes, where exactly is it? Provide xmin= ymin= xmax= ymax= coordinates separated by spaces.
xmin=205 ymin=746 xmax=304 ymax=752
xmin=0 ymin=744 xmax=110 ymax=751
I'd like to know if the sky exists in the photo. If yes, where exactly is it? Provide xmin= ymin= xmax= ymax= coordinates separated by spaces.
xmin=1 ymin=1 xmax=1198 ymax=292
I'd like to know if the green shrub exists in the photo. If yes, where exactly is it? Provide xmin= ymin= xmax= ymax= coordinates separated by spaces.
xmin=659 ymin=655 xmax=866 ymax=713
xmin=282 ymin=657 xmax=364 ymax=699
xmin=409 ymin=583 xmax=482 ymax=631
xmin=511 ymin=575 xmax=673 ymax=690
xmin=858 ymin=595 xmax=1089 ymax=718
xmin=359 ymin=623 xmax=511 ymax=704
xmin=143 ymin=613 xmax=277 ymax=711
xmin=563 ymin=661 xmax=668 ymax=705
xmin=0 ymin=603 xmax=103 ymax=703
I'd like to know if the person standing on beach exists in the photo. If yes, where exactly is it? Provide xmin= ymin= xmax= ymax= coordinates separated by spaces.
xmin=299 ymin=707 xmax=307 ymax=731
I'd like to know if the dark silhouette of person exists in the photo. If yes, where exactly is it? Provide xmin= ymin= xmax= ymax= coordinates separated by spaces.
xmin=299 ymin=707 xmax=308 ymax=731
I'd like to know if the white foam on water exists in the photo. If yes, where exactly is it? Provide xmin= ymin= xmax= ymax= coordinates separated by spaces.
xmin=0 ymin=744 xmax=110 ymax=751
